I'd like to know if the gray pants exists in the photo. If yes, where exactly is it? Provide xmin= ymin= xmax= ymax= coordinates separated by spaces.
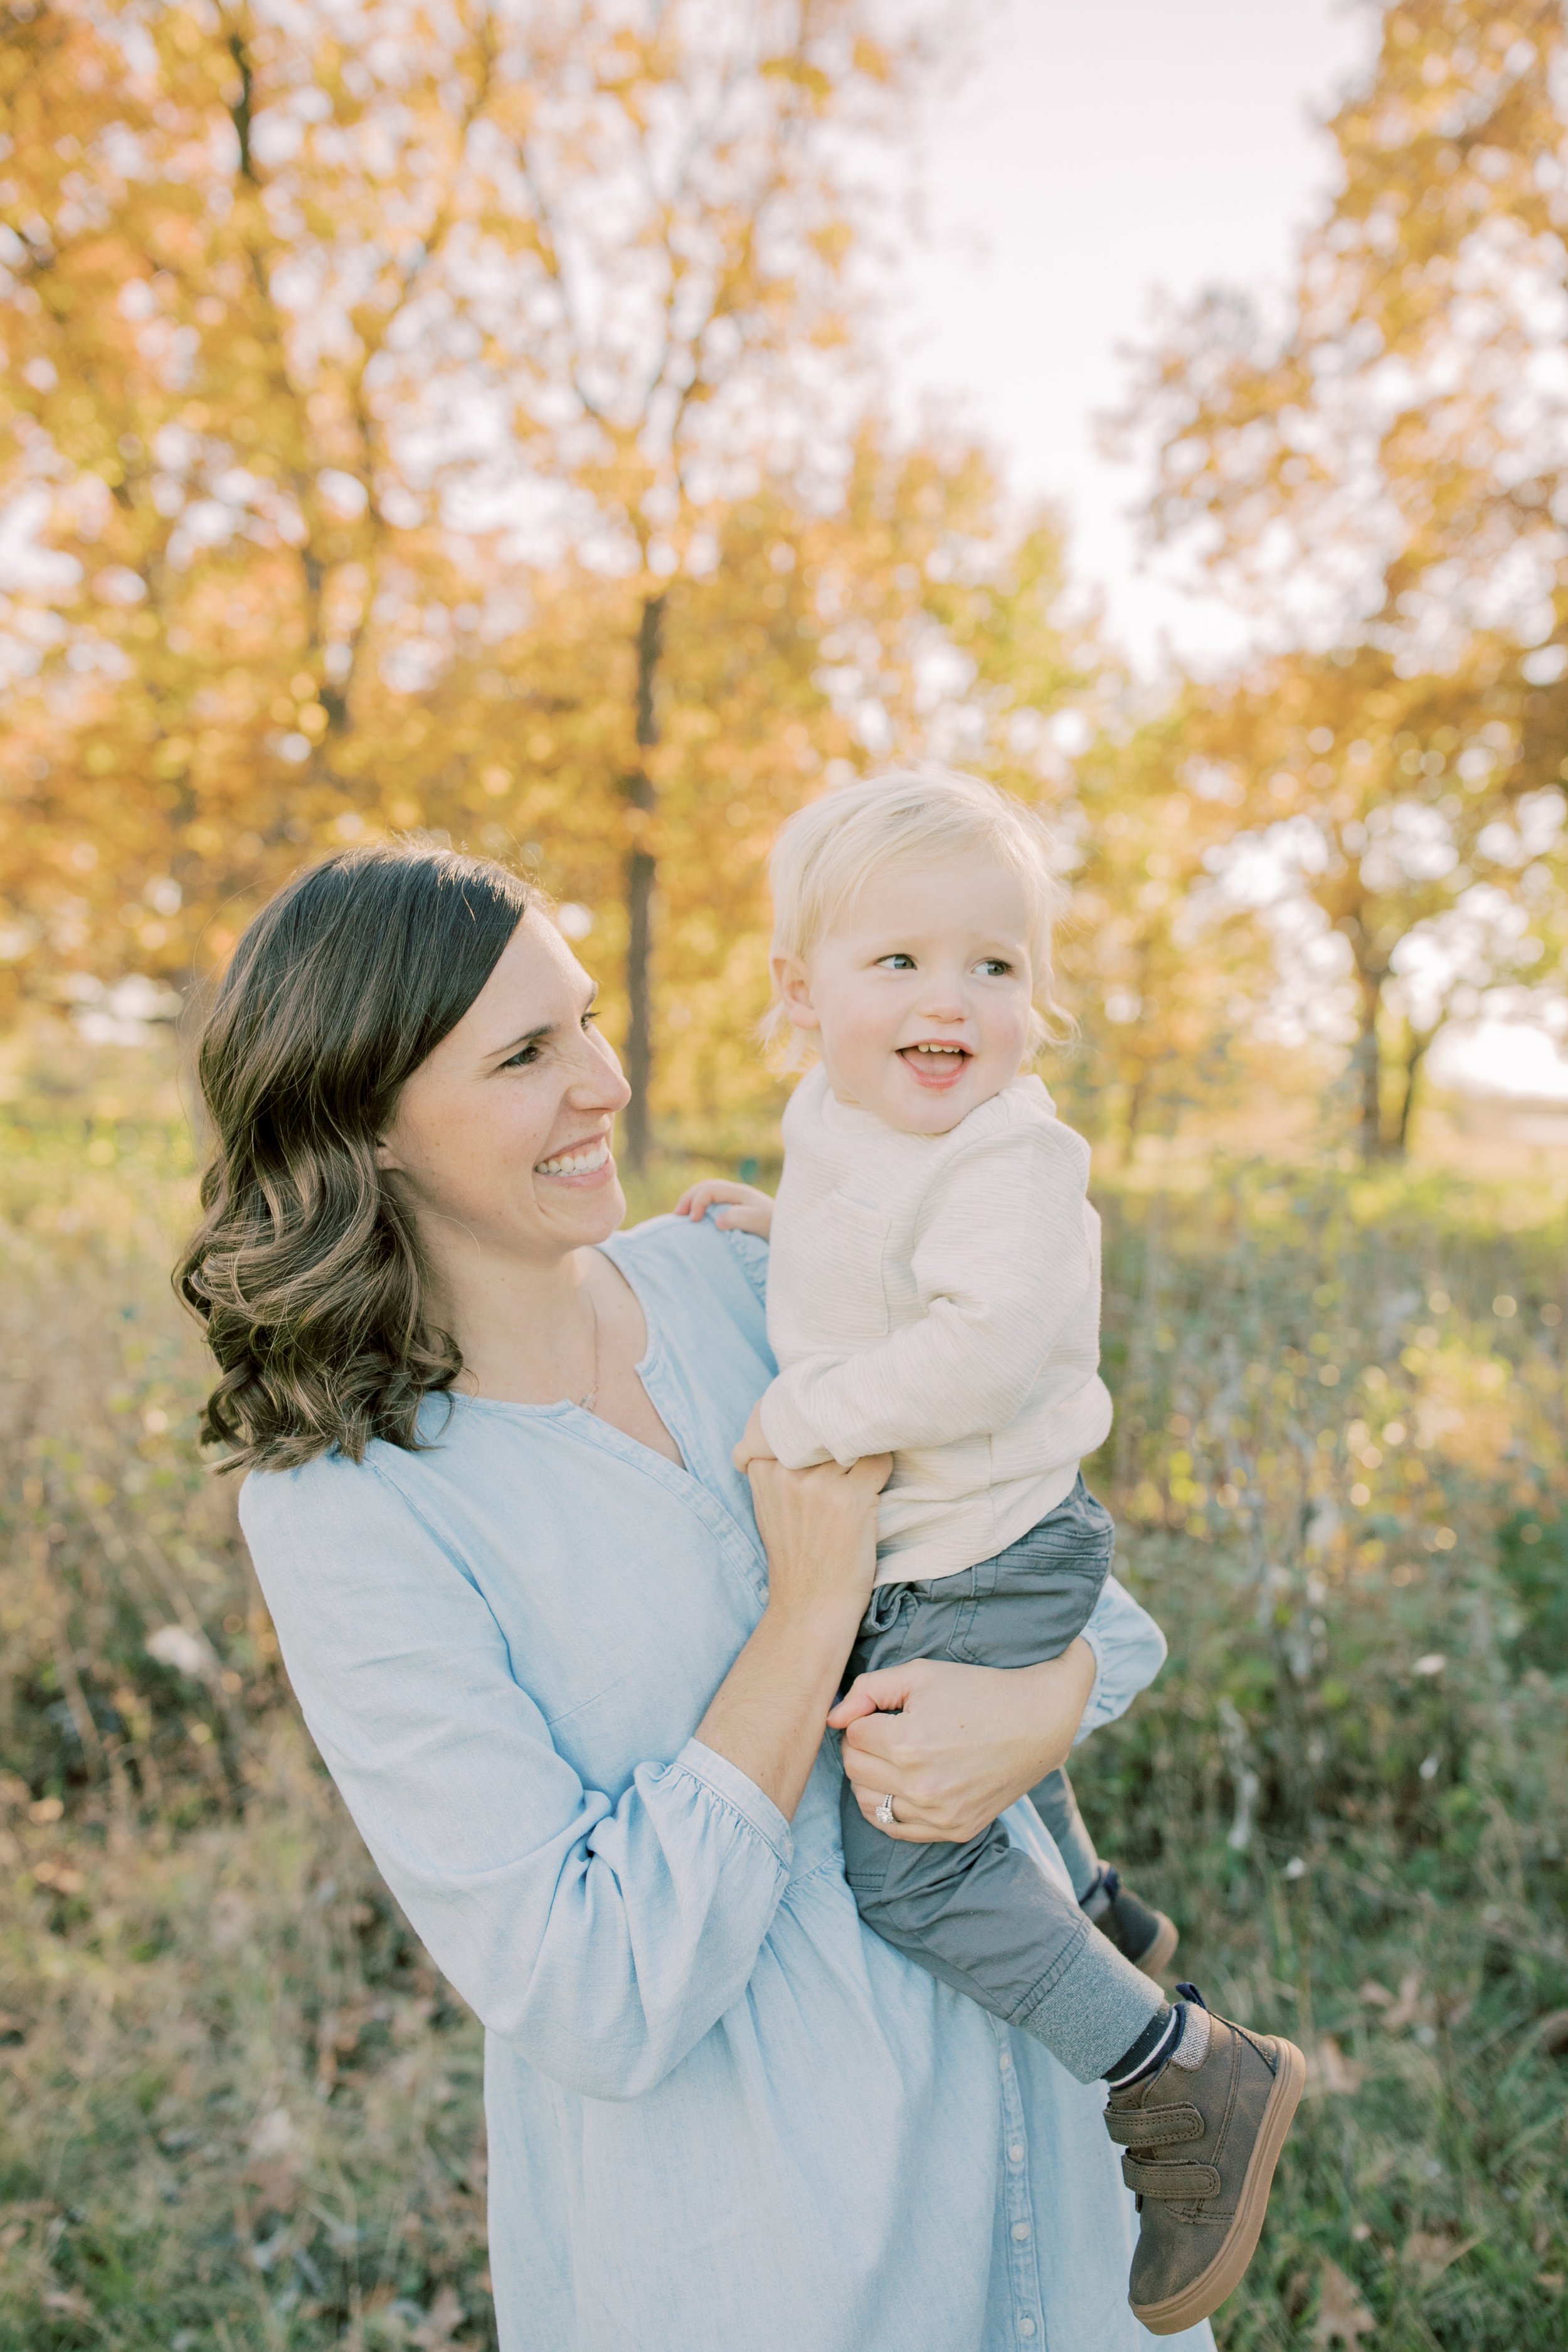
xmin=839 ymin=1478 xmax=1163 ymax=2084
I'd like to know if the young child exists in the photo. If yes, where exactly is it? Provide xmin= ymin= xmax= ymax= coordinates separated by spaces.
xmin=679 ymin=768 xmax=1303 ymax=2336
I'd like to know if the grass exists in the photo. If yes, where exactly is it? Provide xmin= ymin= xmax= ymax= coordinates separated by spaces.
xmin=1 ymin=1023 xmax=1565 ymax=2348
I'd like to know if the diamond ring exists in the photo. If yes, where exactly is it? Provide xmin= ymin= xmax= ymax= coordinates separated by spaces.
xmin=876 ymin=1792 xmax=896 ymax=1827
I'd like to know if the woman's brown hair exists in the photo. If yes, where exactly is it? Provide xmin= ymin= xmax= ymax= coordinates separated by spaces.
xmin=176 ymin=841 xmax=532 ymax=1473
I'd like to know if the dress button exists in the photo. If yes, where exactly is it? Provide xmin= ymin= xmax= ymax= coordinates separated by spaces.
xmin=1012 ymin=2220 xmax=1031 ymax=2242
xmin=1019 ymin=2318 xmax=1036 ymax=2338
xmin=999 ymin=2050 xmax=1012 ymax=2071
xmin=1008 ymin=2141 xmax=1025 ymax=2163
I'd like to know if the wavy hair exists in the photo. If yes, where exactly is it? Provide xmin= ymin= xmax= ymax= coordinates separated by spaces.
xmin=176 ymin=842 xmax=532 ymax=1473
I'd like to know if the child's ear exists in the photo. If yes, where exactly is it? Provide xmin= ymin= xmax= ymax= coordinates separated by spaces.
xmin=771 ymin=953 xmax=820 ymax=1033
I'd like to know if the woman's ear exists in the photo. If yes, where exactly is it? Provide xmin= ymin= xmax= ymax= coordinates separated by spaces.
xmin=771 ymin=953 xmax=820 ymax=1034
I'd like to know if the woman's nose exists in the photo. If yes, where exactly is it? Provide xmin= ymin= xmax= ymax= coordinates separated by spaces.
xmin=568 ymin=1025 xmax=632 ymax=1113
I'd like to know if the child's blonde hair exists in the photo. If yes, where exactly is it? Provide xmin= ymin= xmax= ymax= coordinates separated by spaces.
xmin=765 ymin=765 xmax=1071 ymax=1066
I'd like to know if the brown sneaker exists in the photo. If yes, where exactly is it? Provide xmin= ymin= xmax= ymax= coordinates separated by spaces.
xmin=1104 ymin=1986 xmax=1305 ymax=2336
xmin=1089 ymin=1867 xmax=1179 ymax=1978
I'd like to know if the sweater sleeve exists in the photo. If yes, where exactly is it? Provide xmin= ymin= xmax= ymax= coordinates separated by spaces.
xmin=758 ymin=1120 xmax=1094 ymax=1469
xmin=240 ymin=1459 xmax=792 ymax=2102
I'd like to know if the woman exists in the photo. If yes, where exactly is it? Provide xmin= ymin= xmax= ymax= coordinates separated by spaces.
xmin=179 ymin=842 xmax=1214 ymax=2352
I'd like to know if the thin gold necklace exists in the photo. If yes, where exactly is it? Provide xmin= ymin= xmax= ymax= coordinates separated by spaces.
xmin=576 ymin=1285 xmax=601 ymax=1414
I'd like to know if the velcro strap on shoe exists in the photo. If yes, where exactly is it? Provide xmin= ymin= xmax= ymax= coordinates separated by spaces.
xmin=1103 ymin=2102 xmax=1204 ymax=2149
xmin=1121 ymin=2155 xmax=1222 ymax=2201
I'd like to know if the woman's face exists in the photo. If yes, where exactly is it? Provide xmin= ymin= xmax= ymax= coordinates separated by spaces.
xmin=378 ymin=908 xmax=630 ymax=1269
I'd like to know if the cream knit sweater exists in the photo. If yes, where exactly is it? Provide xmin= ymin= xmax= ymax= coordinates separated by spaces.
xmin=760 ymin=1065 xmax=1113 ymax=1586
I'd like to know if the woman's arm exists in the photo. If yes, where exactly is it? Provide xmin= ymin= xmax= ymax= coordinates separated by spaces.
xmin=828 ymin=1641 xmax=1098 ymax=1845
xmin=698 ymin=1451 xmax=887 ymax=1818
xmin=240 ymin=1447 xmax=882 ymax=2104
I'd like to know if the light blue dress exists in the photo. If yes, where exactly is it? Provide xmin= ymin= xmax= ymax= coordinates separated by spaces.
xmin=240 ymin=1213 xmax=1214 ymax=2352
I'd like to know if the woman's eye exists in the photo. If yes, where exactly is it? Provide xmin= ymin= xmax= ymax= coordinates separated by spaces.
xmin=502 ymin=1044 xmax=541 ymax=1069
xmin=876 ymin=953 xmax=916 ymax=971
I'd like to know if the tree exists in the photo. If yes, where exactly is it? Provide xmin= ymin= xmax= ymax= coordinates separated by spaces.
xmin=0 ymin=0 xmax=519 ymax=993
xmin=0 ymin=0 xmax=942 ymax=1171
xmin=409 ymin=432 xmax=1103 ymax=1143
xmin=1121 ymin=0 xmax=1568 ymax=680
xmin=1115 ymin=0 xmax=1568 ymax=1153
xmin=1182 ymin=645 xmax=1565 ymax=1158
xmin=1058 ymin=706 xmax=1276 ymax=1160
xmin=480 ymin=0 xmax=933 ymax=1166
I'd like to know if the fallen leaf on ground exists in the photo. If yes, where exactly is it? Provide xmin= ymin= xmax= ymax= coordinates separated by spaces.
xmin=1403 ymin=2230 xmax=1478 ymax=2284
xmin=1308 ymin=2034 xmax=1364 ymax=2095
xmin=1382 ymin=1971 xmax=1424 ymax=2032
xmin=411 ymin=2286 xmax=467 ymax=2349
xmin=42 ymin=2286 xmax=93 ymax=2319
xmin=1313 ymin=2257 xmax=1377 ymax=2345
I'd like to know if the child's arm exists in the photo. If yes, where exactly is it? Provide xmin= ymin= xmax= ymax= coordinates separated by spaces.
xmin=759 ymin=1122 xmax=1093 ymax=1471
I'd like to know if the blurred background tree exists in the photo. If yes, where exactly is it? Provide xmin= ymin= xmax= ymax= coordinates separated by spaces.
xmin=1058 ymin=704 xmax=1278 ymax=1160
xmin=1117 ymin=0 xmax=1568 ymax=1157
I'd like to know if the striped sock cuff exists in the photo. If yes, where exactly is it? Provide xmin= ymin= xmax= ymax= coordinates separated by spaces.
xmin=1104 ymin=2002 xmax=1182 ymax=2090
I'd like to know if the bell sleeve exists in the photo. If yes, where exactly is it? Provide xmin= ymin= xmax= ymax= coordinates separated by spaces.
xmin=240 ymin=1457 xmax=792 ymax=2104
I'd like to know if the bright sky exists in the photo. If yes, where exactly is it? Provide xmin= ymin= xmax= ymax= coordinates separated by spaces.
xmin=894 ymin=0 xmax=1374 ymax=674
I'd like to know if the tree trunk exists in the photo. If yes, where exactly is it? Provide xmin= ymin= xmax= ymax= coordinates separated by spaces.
xmin=622 ymin=593 xmax=665 ymax=1175
xmin=1353 ymin=963 xmax=1385 ymax=1162
xmin=1122 ymin=1060 xmax=1151 ymax=1165
xmin=1392 ymin=1025 xmax=1433 ymax=1160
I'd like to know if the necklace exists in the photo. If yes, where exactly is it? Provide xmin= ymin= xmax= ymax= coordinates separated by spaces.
xmin=576 ymin=1285 xmax=601 ymax=1414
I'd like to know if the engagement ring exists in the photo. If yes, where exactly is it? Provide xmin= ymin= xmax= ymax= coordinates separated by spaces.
xmin=876 ymin=1792 xmax=896 ymax=1827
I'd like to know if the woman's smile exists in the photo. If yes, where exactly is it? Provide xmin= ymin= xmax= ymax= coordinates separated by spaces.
xmin=535 ymin=1133 xmax=616 ymax=1185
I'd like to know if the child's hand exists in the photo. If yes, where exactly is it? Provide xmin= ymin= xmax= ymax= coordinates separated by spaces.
xmin=732 ymin=1399 xmax=776 ymax=1473
xmin=674 ymin=1178 xmax=774 ymax=1240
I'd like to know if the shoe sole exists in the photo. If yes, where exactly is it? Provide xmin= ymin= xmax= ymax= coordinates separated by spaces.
xmin=1130 ymin=2034 xmax=1306 ymax=2338
xmin=1131 ymin=1911 xmax=1180 ymax=1979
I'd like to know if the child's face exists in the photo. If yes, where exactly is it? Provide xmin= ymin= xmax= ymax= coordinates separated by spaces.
xmin=776 ymin=852 xmax=1035 ymax=1134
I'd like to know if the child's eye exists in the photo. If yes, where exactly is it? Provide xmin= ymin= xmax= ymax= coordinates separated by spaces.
xmin=875 ymin=953 xmax=916 ymax=971
xmin=975 ymin=958 xmax=1012 ymax=978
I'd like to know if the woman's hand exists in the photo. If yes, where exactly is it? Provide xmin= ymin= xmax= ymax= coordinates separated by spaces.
xmin=674 ymin=1177 xmax=775 ymax=1239
xmin=744 ymin=1451 xmax=891 ymax=1635
xmin=829 ymin=1641 xmax=1097 ymax=1844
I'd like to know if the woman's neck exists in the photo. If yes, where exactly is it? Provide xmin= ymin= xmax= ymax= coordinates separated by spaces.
xmin=427 ymin=1234 xmax=601 ymax=1406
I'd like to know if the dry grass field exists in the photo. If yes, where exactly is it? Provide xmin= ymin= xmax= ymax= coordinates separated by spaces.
xmin=3 ymin=1026 xmax=1566 ymax=2350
